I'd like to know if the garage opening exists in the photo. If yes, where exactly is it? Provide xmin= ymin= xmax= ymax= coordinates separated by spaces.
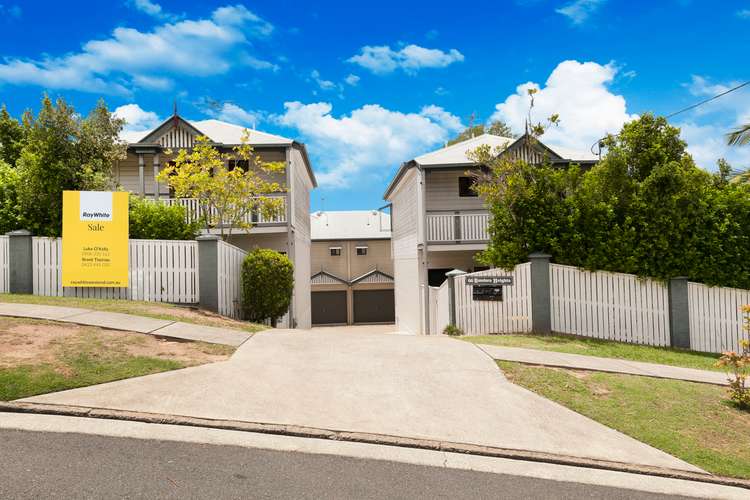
xmin=353 ymin=289 xmax=395 ymax=324
xmin=312 ymin=291 xmax=347 ymax=325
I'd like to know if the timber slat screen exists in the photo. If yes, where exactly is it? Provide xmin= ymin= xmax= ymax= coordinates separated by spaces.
xmin=217 ymin=240 xmax=247 ymax=319
xmin=31 ymin=237 xmax=199 ymax=303
xmin=454 ymin=264 xmax=532 ymax=335
xmin=688 ymin=282 xmax=750 ymax=354
xmin=550 ymin=264 xmax=670 ymax=347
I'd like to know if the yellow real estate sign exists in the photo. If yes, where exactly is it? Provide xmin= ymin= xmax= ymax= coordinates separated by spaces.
xmin=62 ymin=191 xmax=129 ymax=287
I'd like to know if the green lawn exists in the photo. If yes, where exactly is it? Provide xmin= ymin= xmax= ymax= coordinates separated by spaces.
xmin=499 ymin=361 xmax=750 ymax=479
xmin=1 ymin=356 xmax=183 ymax=401
xmin=0 ymin=316 xmax=235 ymax=401
xmin=463 ymin=334 xmax=723 ymax=372
xmin=0 ymin=293 xmax=265 ymax=333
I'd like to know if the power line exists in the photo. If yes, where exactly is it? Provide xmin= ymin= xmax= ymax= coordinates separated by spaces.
xmin=665 ymin=80 xmax=750 ymax=119
xmin=590 ymin=79 xmax=750 ymax=156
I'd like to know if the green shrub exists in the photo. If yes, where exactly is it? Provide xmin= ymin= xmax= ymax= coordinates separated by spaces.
xmin=128 ymin=196 xmax=200 ymax=240
xmin=241 ymin=249 xmax=294 ymax=326
xmin=443 ymin=324 xmax=464 ymax=336
xmin=716 ymin=306 xmax=750 ymax=410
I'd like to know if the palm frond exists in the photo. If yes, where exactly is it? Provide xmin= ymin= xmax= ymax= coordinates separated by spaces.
xmin=727 ymin=123 xmax=750 ymax=146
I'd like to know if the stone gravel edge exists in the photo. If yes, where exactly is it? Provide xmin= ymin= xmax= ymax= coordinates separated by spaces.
xmin=1 ymin=401 xmax=748 ymax=491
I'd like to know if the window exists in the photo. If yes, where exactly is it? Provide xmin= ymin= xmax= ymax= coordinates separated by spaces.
xmin=356 ymin=246 xmax=368 ymax=256
xmin=329 ymin=247 xmax=342 ymax=256
xmin=228 ymin=159 xmax=250 ymax=171
xmin=458 ymin=176 xmax=478 ymax=197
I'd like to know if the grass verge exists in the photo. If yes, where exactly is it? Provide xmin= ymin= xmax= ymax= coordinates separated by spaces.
xmin=0 ymin=316 xmax=234 ymax=400
xmin=499 ymin=361 xmax=750 ymax=479
xmin=463 ymin=334 xmax=722 ymax=372
xmin=0 ymin=294 xmax=266 ymax=333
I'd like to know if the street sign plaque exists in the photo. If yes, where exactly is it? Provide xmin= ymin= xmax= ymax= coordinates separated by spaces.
xmin=466 ymin=276 xmax=513 ymax=286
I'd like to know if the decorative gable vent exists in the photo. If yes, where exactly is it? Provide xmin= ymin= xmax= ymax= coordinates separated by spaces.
xmin=159 ymin=124 xmax=196 ymax=149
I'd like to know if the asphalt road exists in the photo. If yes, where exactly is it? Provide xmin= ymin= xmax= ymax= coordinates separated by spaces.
xmin=0 ymin=429 xmax=691 ymax=500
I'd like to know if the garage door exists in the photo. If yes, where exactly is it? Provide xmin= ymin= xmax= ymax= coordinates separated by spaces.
xmin=353 ymin=289 xmax=395 ymax=324
xmin=311 ymin=291 xmax=347 ymax=325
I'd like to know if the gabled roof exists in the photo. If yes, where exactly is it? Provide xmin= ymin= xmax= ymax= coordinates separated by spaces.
xmin=119 ymin=112 xmax=316 ymax=187
xmin=120 ymin=115 xmax=293 ymax=146
xmin=191 ymin=119 xmax=293 ymax=146
xmin=383 ymin=133 xmax=598 ymax=200
xmin=311 ymin=210 xmax=391 ymax=241
xmin=414 ymin=133 xmax=514 ymax=167
xmin=311 ymin=270 xmax=349 ymax=285
xmin=350 ymin=269 xmax=394 ymax=285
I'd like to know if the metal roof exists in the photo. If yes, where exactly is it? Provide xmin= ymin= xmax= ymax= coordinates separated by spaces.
xmin=119 ymin=116 xmax=293 ymax=146
xmin=383 ymin=133 xmax=598 ymax=200
xmin=414 ymin=134 xmax=514 ymax=166
xmin=311 ymin=210 xmax=391 ymax=241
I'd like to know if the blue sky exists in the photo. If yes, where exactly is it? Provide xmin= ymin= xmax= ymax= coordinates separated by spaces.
xmin=1 ymin=0 xmax=748 ymax=211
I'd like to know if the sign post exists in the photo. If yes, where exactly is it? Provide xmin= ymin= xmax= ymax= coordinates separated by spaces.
xmin=468 ymin=275 xmax=513 ymax=302
xmin=62 ymin=191 xmax=129 ymax=287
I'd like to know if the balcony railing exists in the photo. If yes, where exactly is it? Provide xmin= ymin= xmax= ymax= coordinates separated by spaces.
xmin=426 ymin=211 xmax=489 ymax=243
xmin=152 ymin=195 xmax=287 ymax=226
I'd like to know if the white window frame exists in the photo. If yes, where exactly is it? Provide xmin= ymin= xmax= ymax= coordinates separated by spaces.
xmin=329 ymin=246 xmax=342 ymax=256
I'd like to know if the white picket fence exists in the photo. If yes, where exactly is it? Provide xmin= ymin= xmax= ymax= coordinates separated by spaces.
xmin=217 ymin=240 xmax=246 ymax=319
xmin=428 ymin=282 xmax=451 ymax=335
xmin=688 ymin=282 xmax=750 ymax=354
xmin=443 ymin=262 xmax=748 ymax=353
xmin=550 ymin=264 xmax=671 ymax=347
xmin=0 ymin=235 xmax=8 ymax=293
xmin=32 ymin=237 xmax=199 ymax=303
xmin=453 ymin=264 xmax=532 ymax=335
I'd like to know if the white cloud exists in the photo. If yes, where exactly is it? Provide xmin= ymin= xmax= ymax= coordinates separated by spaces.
xmin=491 ymin=60 xmax=637 ymax=153
xmin=275 ymin=102 xmax=463 ymax=187
xmin=310 ymin=70 xmax=337 ymax=91
xmin=0 ymin=4 xmax=276 ymax=95
xmin=212 ymin=102 xmax=262 ymax=127
xmin=128 ymin=0 xmax=182 ymax=22
xmin=113 ymin=104 xmax=161 ymax=131
xmin=344 ymin=74 xmax=360 ymax=86
xmin=348 ymin=44 xmax=464 ymax=75
xmin=556 ymin=0 xmax=607 ymax=25
xmin=676 ymin=75 xmax=750 ymax=170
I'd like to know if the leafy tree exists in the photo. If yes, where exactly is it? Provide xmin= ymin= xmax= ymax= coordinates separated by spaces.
xmin=448 ymin=120 xmax=515 ymax=146
xmin=241 ymin=249 xmax=294 ymax=325
xmin=128 ymin=196 xmax=201 ymax=240
xmin=157 ymin=133 xmax=285 ymax=240
xmin=473 ymin=112 xmax=750 ymax=289
xmin=0 ymin=160 xmax=19 ymax=233
xmin=0 ymin=105 xmax=25 ymax=166
xmin=14 ymin=96 xmax=125 ymax=236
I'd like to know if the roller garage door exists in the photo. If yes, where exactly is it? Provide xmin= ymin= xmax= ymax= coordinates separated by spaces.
xmin=353 ymin=289 xmax=395 ymax=324
xmin=311 ymin=291 xmax=348 ymax=325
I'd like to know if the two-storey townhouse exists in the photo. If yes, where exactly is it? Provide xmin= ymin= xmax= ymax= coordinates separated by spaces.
xmin=118 ymin=111 xmax=317 ymax=328
xmin=383 ymin=133 xmax=598 ymax=334
xmin=310 ymin=211 xmax=393 ymax=325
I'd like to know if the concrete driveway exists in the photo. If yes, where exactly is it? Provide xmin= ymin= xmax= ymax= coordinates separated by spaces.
xmin=24 ymin=329 xmax=699 ymax=472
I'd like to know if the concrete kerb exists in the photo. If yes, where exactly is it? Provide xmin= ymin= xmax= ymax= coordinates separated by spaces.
xmin=1 ymin=401 xmax=748 ymax=491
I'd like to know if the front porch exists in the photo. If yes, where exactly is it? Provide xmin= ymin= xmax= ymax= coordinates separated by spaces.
xmin=147 ymin=194 xmax=288 ymax=234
